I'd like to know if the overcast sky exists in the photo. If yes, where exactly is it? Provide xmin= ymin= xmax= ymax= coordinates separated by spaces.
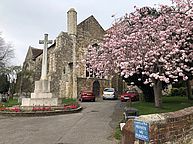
xmin=0 ymin=0 xmax=172 ymax=66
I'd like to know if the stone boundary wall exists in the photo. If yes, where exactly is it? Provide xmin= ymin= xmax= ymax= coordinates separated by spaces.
xmin=121 ymin=106 xmax=193 ymax=144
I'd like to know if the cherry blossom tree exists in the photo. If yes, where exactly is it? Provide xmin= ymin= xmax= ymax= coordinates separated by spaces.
xmin=86 ymin=0 xmax=193 ymax=107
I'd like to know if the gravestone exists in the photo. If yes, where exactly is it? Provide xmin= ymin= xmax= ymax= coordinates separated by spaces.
xmin=22 ymin=34 xmax=61 ymax=107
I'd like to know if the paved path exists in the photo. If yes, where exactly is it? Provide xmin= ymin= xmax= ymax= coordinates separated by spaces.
xmin=0 ymin=100 xmax=125 ymax=144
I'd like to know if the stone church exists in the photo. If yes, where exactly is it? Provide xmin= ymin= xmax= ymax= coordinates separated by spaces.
xmin=21 ymin=8 xmax=125 ymax=99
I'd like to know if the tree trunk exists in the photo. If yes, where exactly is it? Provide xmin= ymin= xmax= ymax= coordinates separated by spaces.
xmin=19 ymin=72 xmax=23 ymax=96
xmin=186 ymin=80 xmax=193 ymax=100
xmin=153 ymin=80 xmax=162 ymax=108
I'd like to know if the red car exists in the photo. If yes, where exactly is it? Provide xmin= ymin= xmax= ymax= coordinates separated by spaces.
xmin=120 ymin=90 xmax=139 ymax=102
xmin=79 ymin=91 xmax=95 ymax=102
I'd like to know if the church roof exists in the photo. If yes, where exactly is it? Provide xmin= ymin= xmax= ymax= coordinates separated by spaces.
xmin=77 ymin=15 xmax=105 ymax=32
xmin=30 ymin=46 xmax=43 ymax=59
xmin=77 ymin=15 xmax=105 ymax=41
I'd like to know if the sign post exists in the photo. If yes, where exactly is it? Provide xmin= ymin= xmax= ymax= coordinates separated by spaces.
xmin=134 ymin=120 xmax=149 ymax=142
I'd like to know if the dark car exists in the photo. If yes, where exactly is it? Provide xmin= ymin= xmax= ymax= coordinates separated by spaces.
xmin=79 ymin=91 xmax=95 ymax=102
xmin=120 ymin=90 xmax=139 ymax=102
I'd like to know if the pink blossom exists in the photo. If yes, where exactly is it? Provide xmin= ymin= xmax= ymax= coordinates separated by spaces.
xmin=85 ymin=1 xmax=193 ymax=85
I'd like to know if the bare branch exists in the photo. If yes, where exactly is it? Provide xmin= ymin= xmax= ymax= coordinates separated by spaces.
xmin=0 ymin=34 xmax=14 ymax=67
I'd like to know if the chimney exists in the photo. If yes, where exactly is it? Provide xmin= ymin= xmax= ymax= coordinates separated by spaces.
xmin=67 ymin=8 xmax=77 ymax=36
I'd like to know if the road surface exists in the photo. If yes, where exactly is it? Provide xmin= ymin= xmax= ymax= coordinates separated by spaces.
xmin=0 ymin=100 xmax=125 ymax=144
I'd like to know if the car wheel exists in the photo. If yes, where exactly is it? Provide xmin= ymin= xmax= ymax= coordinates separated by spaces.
xmin=93 ymin=98 xmax=95 ymax=102
xmin=103 ymin=97 xmax=105 ymax=100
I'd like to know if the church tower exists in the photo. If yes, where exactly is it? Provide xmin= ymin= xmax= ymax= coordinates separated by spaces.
xmin=67 ymin=8 xmax=77 ymax=36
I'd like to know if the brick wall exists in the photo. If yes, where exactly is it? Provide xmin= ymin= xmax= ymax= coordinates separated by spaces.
xmin=122 ymin=106 xmax=193 ymax=144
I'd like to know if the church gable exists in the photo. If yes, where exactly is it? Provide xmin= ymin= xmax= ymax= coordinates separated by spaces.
xmin=31 ymin=47 xmax=43 ymax=60
xmin=24 ymin=46 xmax=42 ymax=62
xmin=24 ymin=46 xmax=33 ymax=62
xmin=23 ymin=46 xmax=42 ymax=71
xmin=76 ymin=16 xmax=105 ymax=78
xmin=77 ymin=15 xmax=105 ymax=40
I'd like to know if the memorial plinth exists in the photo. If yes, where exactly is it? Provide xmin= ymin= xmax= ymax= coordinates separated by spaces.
xmin=22 ymin=80 xmax=61 ymax=106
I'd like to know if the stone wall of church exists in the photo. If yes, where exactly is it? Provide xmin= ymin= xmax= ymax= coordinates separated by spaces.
xmin=34 ymin=55 xmax=42 ymax=82
xmin=21 ymin=61 xmax=36 ymax=94
xmin=111 ymin=74 xmax=125 ymax=95
xmin=47 ymin=46 xmax=55 ymax=75
xmin=21 ymin=49 xmax=37 ymax=94
xmin=76 ymin=17 xmax=105 ymax=78
xmin=49 ymin=33 xmax=73 ymax=98
xmin=77 ymin=77 xmax=109 ymax=97
xmin=18 ymin=56 xmax=41 ymax=95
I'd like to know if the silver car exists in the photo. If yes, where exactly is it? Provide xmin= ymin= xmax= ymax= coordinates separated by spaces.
xmin=103 ymin=88 xmax=117 ymax=100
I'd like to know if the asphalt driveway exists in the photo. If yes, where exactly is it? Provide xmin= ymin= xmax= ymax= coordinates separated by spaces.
xmin=0 ymin=100 xmax=125 ymax=144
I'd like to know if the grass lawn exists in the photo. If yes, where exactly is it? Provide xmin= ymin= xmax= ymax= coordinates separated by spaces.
xmin=114 ymin=96 xmax=193 ymax=140
xmin=1 ymin=98 xmax=20 ymax=107
xmin=131 ymin=96 xmax=193 ymax=115
xmin=0 ymin=98 xmax=77 ymax=107
xmin=114 ymin=126 xmax=122 ymax=140
xmin=61 ymin=98 xmax=77 ymax=105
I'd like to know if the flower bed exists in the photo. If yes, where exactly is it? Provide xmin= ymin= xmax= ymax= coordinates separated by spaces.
xmin=64 ymin=104 xmax=78 ymax=110
xmin=0 ymin=102 xmax=82 ymax=117
xmin=32 ymin=106 xmax=52 ymax=111
xmin=0 ymin=107 xmax=21 ymax=112
xmin=0 ymin=104 xmax=80 ymax=112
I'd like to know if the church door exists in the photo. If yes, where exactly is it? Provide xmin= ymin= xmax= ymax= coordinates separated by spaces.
xmin=93 ymin=80 xmax=100 ymax=97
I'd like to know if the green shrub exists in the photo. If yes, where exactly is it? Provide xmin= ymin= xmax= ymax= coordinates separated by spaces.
xmin=61 ymin=98 xmax=76 ymax=105
xmin=114 ymin=126 xmax=121 ymax=140
xmin=170 ymin=87 xmax=186 ymax=96
xmin=1 ymin=97 xmax=20 ymax=107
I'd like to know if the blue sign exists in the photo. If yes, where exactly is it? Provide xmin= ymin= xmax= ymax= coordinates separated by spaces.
xmin=134 ymin=120 xmax=149 ymax=141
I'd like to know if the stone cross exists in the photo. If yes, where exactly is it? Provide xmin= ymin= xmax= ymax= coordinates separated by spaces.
xmin=39 ymin=34 xmax=53 ymax=80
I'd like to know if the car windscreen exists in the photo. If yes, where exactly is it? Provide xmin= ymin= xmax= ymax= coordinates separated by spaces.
xmin=104 ymin=88 xmax=114 ymax=92
xmin=82 ymin=91 xmax=93 ymax=94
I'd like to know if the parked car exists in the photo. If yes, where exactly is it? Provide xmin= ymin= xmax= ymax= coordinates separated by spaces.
xmin=120 ymin=89 xmax=139 ymax=102
xmin=103 ymin=88 xmax=117 ymax=100
xmin=79 ymin=91 xmax=95 ymax=102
